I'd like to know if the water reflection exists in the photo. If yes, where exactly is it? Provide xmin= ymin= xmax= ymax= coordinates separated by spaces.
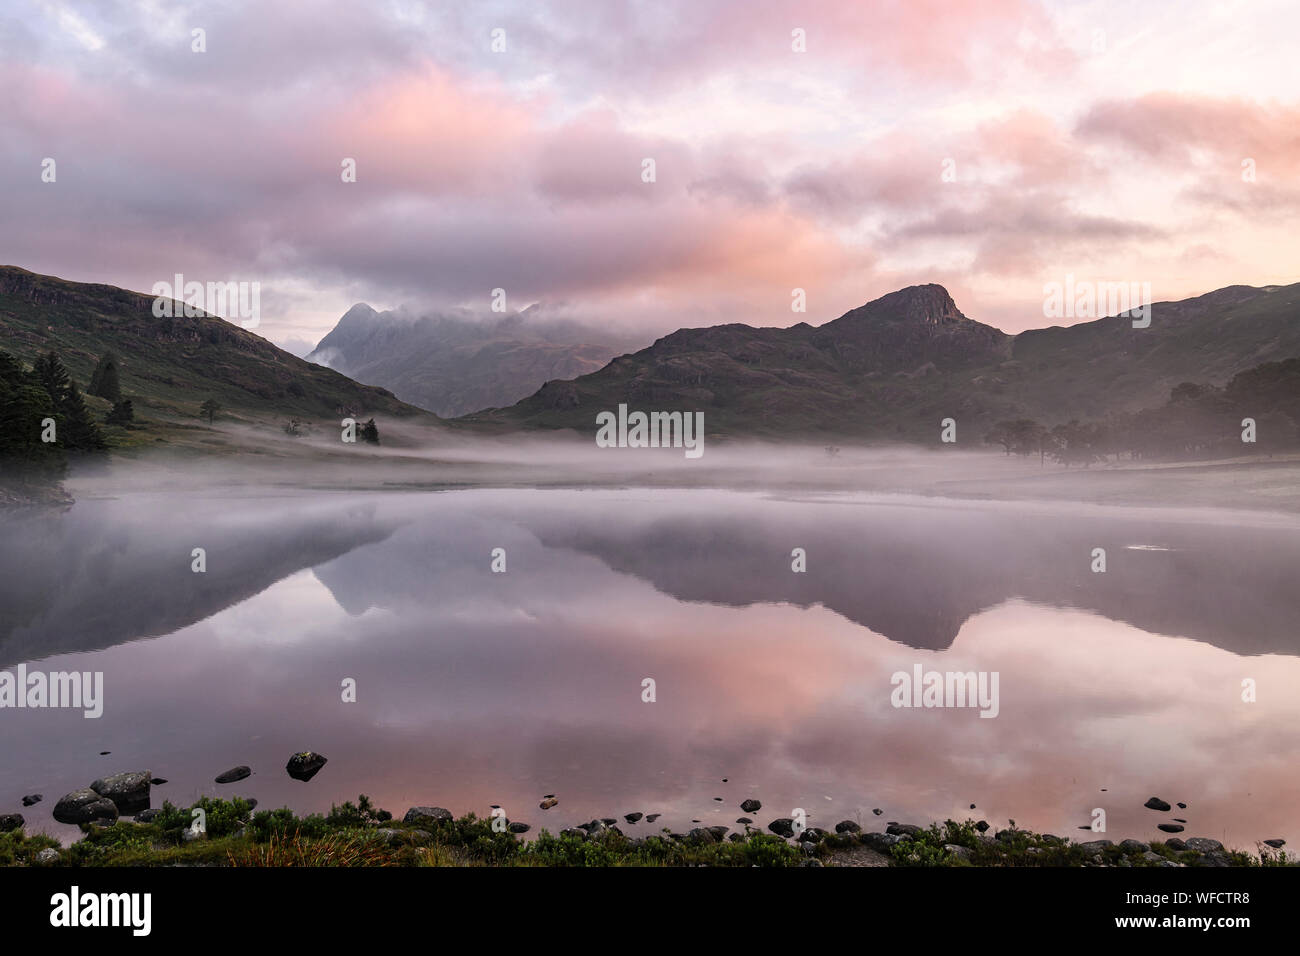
xmin=2 ymin=489 xmax=1297 ymax=850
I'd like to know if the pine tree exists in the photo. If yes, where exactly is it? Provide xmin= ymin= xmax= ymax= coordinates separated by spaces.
xmin=106 ymin=399 xmax=135 ymax=425
xmin=31 ymin=352 xmax=105 ymax=451
xmin=88 ymin=351 xmax=122 ymax=402
xmin=360 ymin=418 xmax=380 ymax=444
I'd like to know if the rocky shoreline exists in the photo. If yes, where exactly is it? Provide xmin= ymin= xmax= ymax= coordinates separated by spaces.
xmin=2 ymin=760 xmax=1293 ymax=867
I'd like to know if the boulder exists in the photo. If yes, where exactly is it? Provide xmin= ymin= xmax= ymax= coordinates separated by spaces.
xmin=52 ymin=789 xmax=119 ymax=825
xmin=285 ymin=751 xmax=327 ymax=782
xmin=1143 ymin=797 xmax=1172 ymax=812
xmin=89 ymin=771 xmax=152 ymax=814
xmin=740 ymin=799 xmax=762 ymax=813
xmin=0 ymin=814 xmax=23 ymax=832
xmin=835 ymin=820 xmax=861 ymax=834
xmin=767 ymin=818 xmax=795 ymax=838
xmin=215 ymin=766 xmax=251 ymax=784
xmin=403 ymin=806 xmax=452 ymax=825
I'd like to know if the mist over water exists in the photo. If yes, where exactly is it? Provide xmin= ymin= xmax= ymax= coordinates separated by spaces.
xmin=3 ymin=455 xmax=1298 ymax=849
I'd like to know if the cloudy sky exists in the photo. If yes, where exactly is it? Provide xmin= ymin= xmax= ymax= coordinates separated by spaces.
xmin=3 ymin=0 xmax=1297 ymax=352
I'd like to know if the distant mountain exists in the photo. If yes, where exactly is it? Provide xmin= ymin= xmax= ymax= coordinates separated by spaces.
xmin=309 ymin=303 xmax=643 ymax=418
xmin=464 ymin=282 xmax=1300 ymax=440
xmin=0 ymin=266 xmax=432 ymax=428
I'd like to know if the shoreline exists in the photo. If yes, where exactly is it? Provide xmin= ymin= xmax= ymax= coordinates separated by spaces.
xmin=2 ymin=793 xmax=1291 ymax=868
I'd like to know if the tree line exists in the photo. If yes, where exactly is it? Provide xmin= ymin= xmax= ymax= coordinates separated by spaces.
xmin=984 ymin=358 xmax=1300 ymax=465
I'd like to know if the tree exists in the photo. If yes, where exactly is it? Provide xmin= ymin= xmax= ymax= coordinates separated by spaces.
xmin=106 ymin=399 xmax=135 ymax=425
xmin=200 ymin=399 xmax=221 ymax=425
xmin=31 ymin=352 xmax=105 ymax=451
xmin=87 ymin=351 xmax=122 ymax=402
xmin=360 ymin=418 xmax=380 ymax=445
xmin=0 ymin=350 xmax=65 ymax=482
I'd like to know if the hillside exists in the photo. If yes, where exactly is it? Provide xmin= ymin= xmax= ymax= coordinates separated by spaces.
xmin=463 ymin=282 xmax=1300 ymax=440
xmin=309 ymin=303 xmax=643 ymax=417
xmin=0 ymin=266 xmax=434 ymax=437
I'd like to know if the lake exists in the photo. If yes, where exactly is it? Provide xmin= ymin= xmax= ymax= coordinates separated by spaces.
xmin=3 ymin=487 xmax=1298 ymax=848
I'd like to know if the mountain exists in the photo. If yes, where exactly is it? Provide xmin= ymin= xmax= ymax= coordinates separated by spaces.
xmin=308 ymin=303 xmax=643 ymax=417
xmin=463 ymin=282 xmax=1300 ymax=440
xmin=0 ymin=266 xmax=433 ymax=432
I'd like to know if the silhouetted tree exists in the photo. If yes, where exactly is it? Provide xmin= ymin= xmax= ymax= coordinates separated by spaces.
xmin=200 ymin=399 xmax=221 ymax=424
xmin=360 ymin=418 xmax=380 ymax=445
xmin=87 ymin=351 xmax=122 ymax=402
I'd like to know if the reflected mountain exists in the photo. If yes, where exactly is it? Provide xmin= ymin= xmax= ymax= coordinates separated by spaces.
xmin=0 ymin=497 xmax=399 ymax=666
xmin=512 ymin=495 xmax=1300 ymax=656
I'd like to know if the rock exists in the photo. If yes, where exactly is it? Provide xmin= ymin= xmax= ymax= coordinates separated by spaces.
xmin=1176 ymin=802 xmax=1187 ymax=809
xmin=1184 ymin=837 xmax=1224 ymax=854
xmin=1119 ymin=839 xmax=1150 ymax=853
xmin=1157 ymin=824 xmax=1185 ymax=834
xmin=35 ymin=848 xmax=60 ymax=865
xmin=1078 ymin=840 xmax=1114 ymax=856
xmin=1144 ymin=797 xmax=1171 ymax=812
xmin=740 ymin=799 xmax=761 ymax=813
xmin=713 ymin=797 xmax=723 ymax=802
xmin=860 ymin=831 xmax=901 ymax=852
xmin=539 ymin=798 xmax=558 ymax=810
xmin=707 ymin=825 xmax=729 ymax=841
xmin=507 ymin=822 xmax=530 ymax=834
xmin=835 ymin=820 xmax=861 ymax=834
xmin=21 ymin=794 xmax=42 ymax=807
xmin=215 ymin=766 xmax=251 ymax=784
xmin=134 ymin=809 xmax=160 ymax=823
xmin=798 ymin=827 xmax=827 ymax=843
xmin=53 ymin=789 xmax=118 ymax=825
xmin=688 ymin=827 xmax=718 ymax=844
xmin=624 ymin=812 xmax=642 ymax=824
xmin=0 ymin=814 xmax=23 ymax=832
xmin=975 ymin=821 xmax=990 ymax=833
xmin=151 ymin=778 xmax=167 ymax=786
xmin=1264 ymin=839 xmax=1286 ymax=849
xmin=407 ymin=830 xmax=430 ymax=844
xmin=373 ymin=828 xmax=404 ymax=845
xmin=89 ymin=770 xmax=152 ymax=814
xmin=728 ymin=833 xmax=745 ymax=843
xmin=1165 ymin=838 xmax=1187 ymax=851
xmin=887 ymin=823 xmax=922 ymax=838
xmin=1173 ymin=818 xmax=1186 ymax=823
xmin=944 ymin=844 xmax=972 ymax=860
xmin=285 ymin=751 xmax=327 ymax=782
xmin=872 ymin=808 xmax=883 ymax=816
xmin=736 ymin=817 xmax=752 ymax=825
xmin=1141 ymin=851 xmax=1164 ymax=863
xmin=403 ymin=806 xmax=452 ymax=825
xmin=600 ymin=818 xmax=617 ymax=826
xmin=768 ymin=818 xmax=795 ymax=838
xmin=645 ymin=813 xmax=660 ymax=823
xmin=559 ymin=827 xmax=587 ymax=839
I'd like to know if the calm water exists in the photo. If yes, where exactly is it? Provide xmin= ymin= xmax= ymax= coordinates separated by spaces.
xmin=2 ymin=488 xmax=1298 ymax=849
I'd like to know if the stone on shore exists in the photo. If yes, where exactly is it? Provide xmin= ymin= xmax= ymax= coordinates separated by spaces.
xmin=53 ymin=788 xmax=119 ymax=825
xmin=403 ymin=806 xmax=452 ymax=825
xmin=285 ymin=751 xmax=327 ymax=782
xmin=89 ymin=770 xmax=152 ymax=814
xmin=215 ymin=766 xmax=251 ymax=784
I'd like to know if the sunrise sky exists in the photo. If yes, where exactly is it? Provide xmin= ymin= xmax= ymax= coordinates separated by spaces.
xmin=4 ymin=0 xmax=1298 ymax=352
